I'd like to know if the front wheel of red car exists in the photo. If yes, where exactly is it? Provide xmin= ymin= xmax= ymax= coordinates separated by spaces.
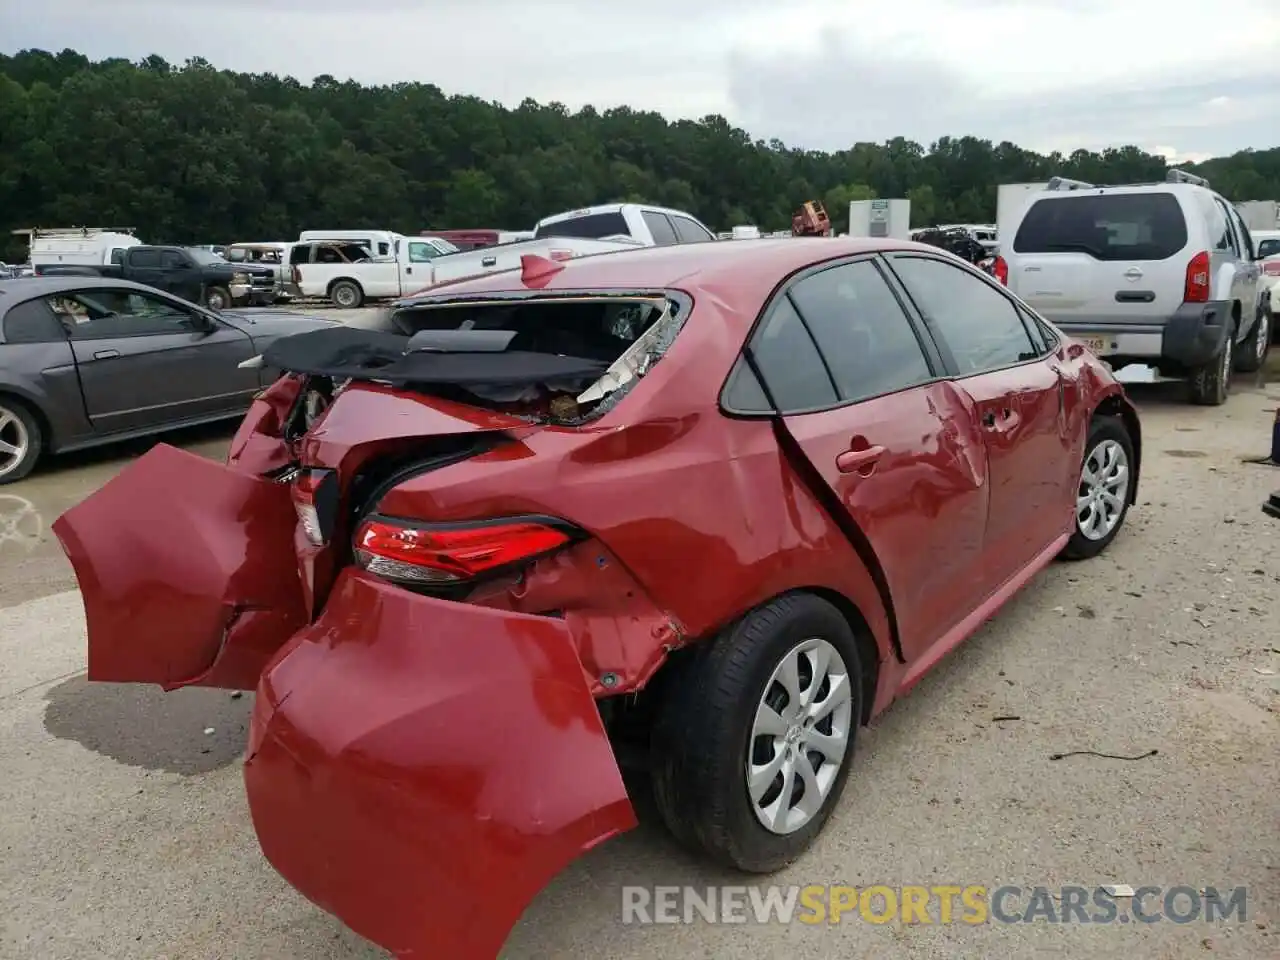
xmin=1061 ymin=415 xmax=1135 ymax=561
xmin=650 ymin=593 xmax=863 ymax=874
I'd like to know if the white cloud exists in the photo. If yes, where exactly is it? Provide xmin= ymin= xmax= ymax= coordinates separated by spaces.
xmin=2 ymin=0 xmax=1277 ymax=158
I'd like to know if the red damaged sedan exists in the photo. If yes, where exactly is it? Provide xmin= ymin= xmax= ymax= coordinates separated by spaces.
xmin=52 ymin=238 xmax=1141 ymax=958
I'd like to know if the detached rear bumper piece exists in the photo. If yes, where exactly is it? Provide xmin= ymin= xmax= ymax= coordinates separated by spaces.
xmin=245 ymin=569 xmax=636 ymax=959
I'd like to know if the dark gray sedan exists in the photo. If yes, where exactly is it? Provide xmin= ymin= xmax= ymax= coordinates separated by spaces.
xmin=0 ymin=276 xmax=338 ymax=483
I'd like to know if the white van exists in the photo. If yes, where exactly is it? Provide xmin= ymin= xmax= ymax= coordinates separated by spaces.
xmin=297 ymin=230 xmax=403 ymax=259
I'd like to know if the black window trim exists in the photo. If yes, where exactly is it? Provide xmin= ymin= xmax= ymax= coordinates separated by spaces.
xmin=54 ymin=286 xmax=218 ymax=341
xmin=882 ymin=251 xmax=1057 ymax=379
xmin=719 ymin=252 xmax=953 ymax=419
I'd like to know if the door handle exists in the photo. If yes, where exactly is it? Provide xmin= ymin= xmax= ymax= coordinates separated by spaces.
xmin=835 ymin=444 xmax=885 ymax=475
xmin=482 ymin=257 xmax=497 ymax=267
xmin=405 ymin=266 xmax=412 ymax=274
xmin=93 ymin=349 xmax=120 ymax=360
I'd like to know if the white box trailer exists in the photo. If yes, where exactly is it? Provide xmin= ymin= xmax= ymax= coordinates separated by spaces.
xmin=1235 ymin=200 xmax=1279 ymax=232
xmin=995 ymin=183 xmax=1050 ymax=251
xmin=848 ymin=199 xmax=910 ymax=239
xmin=14 ymin=226 xmax=143 ymax=272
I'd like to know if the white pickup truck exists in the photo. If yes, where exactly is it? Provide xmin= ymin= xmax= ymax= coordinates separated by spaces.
xmin=293 ymin=203 xmax=717 ymax=306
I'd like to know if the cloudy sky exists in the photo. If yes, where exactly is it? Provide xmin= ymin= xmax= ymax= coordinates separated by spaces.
xmin=5 ymin=0 xmax=1279 ymax=162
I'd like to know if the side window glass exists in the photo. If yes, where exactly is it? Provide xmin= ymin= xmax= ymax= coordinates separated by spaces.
xmin=1214 ymin=200 xmax=1240 ymax=256
xmin=641 ymin=212 xmax=679 ymax=246
xmin=672 ymin=216 xmax=715 ymax=243
xmin=407 ymin=242 xmax=435 ymax=263
xmin=129 ymin=249 xmax=160 ymax=268
xmin=1019 ymin=307 xmax=1053 ymax=355
xmin=4 ymin=299 xmax=66 ymax=343
xmin=740 ymin=298 xmax=838 ymax=412
xmin=722 ymin=360 xmax=771 ymax=412
xmin=109 ymin=248 xmax=126 ymax=266
xmin=377 ymin=242 xmax=390 ymax=256
xmin=1230 ymin=209 xmax=1255 ymax=260
xmin=290 ymin=245 xmax=310 ymax=265
xmin=788 ymin=261 xmax=933 ymax=402
xmin=890 ymin=256 xmax=1037 ymax=374
xmin=49 ymin=290 xmax=193 ymax=339
xmin=161 ymin=251 xmax=187 ymax=269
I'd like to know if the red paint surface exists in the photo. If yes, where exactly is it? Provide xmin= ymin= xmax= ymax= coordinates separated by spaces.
xmin=51 ymin=444 xmax=308 ymax=690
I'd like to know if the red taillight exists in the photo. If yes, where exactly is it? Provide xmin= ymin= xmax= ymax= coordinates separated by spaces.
xmin=291 ymin=264 xmax=301 ymax=284
xmin=292 ymin=468 xmax=338 ymax=545
xmin=1184 ymin=251 xmax=1210 ymax=303
xmin=353 ymin=516 xmax=575 ymax=584
xmin=1262 ymin=261 xmax=1280 ymax=277
xmin=992 ymin=255 xmax=1009 ymax=286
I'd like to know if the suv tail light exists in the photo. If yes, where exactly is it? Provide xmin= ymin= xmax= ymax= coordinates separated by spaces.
xmin=291 ymin=264 xmax=301 ymax=285
xmin=1262 ymin=260 xmax=1280 ymax=278
xmin=991 ymin=255 xmax=1009 ymax=286
xmin=292 ymin=468 xmax=339 ymax=545
xmin=353 ymin=515 xmax=578 ymax=585
xmin=1184 ymin=251 xmax=1210 ymax=303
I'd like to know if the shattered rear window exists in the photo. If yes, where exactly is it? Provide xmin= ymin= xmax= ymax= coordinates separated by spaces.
xmin=263 ymin=294 xmax=688 ymax=424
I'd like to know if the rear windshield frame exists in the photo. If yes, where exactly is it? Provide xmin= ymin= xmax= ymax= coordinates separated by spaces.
xmin=533 ymin=211 xmax=631 ymax=241
xmin=1012 ymin=191 xmax=1189 ymax=261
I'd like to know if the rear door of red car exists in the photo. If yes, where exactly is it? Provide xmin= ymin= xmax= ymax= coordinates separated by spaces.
xmin=885 ymin=254 xmax=1073 ymax=586
xmin=726 ymin=256 xmax=991 ymax=661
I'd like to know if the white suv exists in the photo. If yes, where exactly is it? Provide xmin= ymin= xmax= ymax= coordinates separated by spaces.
xmin=997 ymin=170 xmax=1269 ymax=405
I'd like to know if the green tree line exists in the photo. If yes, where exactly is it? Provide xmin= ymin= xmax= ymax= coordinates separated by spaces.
xmin=1 ymin=47 xmax=1278 ymax=261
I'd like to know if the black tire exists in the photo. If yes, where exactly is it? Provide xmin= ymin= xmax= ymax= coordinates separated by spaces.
xmin=1061 ymin=416 xmax=1135 ymax=561
xmin=650 ymin=592 xmax=864 ymax=873
xmin=329 ymin=280 xmax=363 ymax=308
xmin=1187 ymin=327 xmax=1233 ymax=405
xmin=1233 ymin=308 xmax=1270 ymax=373
xmin=0 ymin=398 xmax=42 ymax=484
xmin=205 ymin=286 xmax=231 ymax=311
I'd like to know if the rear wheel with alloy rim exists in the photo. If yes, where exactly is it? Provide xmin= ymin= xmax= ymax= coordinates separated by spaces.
xmin=1188 ymin=330 xmax=1233 ymax=405
xmin=1234 ymin=309 xmax=1270 ymax=373
xmin=650 ymin=592 xmax=864 ymax=873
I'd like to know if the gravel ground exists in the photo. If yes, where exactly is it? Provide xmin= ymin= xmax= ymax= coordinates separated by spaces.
xmin=0 ymin=361 xmax=1276 ymax=959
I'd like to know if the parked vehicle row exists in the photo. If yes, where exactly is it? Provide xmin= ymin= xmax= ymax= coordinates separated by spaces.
xmin=286 ymin=204 xmax=718 ymax=307
xmin=0 ymin=275 xmax=335 ymax=482
xmin=53 ymin=236 xmax=1140 ymax=958
xmin=39 ymin=243 xmax=277 ymax=310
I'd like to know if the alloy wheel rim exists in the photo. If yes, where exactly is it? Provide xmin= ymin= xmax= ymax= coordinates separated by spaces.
xmin=336 ymin=287 xmax=356 ymax=306
xmin=0 ymin=408 xmax=30 ymax=479
xmin=208 ymin=291 xmax=225 ymax=310
xmin=1076 ymin=438 xmax=1128 ymax=541
xmin=746 ymin=637 xmax=853 ymax=835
